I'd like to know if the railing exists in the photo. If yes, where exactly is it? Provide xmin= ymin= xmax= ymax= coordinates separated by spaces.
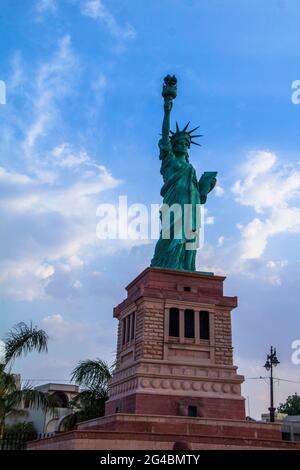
xmin=0 ymin=432 xmax=55 ymax=450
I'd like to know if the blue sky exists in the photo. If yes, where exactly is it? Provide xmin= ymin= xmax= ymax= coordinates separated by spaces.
xmin=1 ymin=0 xmax=300 ymax=419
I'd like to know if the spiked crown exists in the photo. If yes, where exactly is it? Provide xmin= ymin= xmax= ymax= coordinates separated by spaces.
xmin=170 ymin=122 xmax=202 ymax=148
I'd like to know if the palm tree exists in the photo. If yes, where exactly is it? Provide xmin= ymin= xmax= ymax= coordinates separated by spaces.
xmin=0 ymin=322 xmax=54 ymax=436
xmin=63 ymin=359 xmax=113 ymax=430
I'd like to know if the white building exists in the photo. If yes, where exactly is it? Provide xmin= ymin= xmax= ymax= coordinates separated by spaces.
xmin=261 ymin=412 xmax=300 ymax=442
xmin=282 ymin=415 xmax=300 ymax=442
xmin=7 ymin=381 xmax=79 ymax=434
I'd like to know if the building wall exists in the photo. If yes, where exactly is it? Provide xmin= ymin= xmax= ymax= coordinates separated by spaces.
xmin=5 ymin=383 xmax=78 ymax=434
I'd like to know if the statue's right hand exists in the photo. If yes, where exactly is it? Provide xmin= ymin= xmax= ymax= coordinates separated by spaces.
xmin=164 ymin=99 xmax=173 ymax=112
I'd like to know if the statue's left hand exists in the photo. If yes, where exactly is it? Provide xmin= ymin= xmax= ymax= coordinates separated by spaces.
xmin=209 ymin=177 xmax=217 ymax=192
xmin=198 ymin=172 xmax=217 ymax=204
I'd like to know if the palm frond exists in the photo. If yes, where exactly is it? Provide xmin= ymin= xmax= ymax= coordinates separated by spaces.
xmin=5 ymin=408 xmax=28 ymax=419
xmin=6 ymin=388 xmax=45 ymax=412
xmin=0 ymin=368 xmax=18 ymax=396
xmin=4 ymin=322 xmax=48 ymax=365
xmin=59 ymin=412 xmax=78 ymax=432
xmin=71 ymin=389 xmax=108 ymax=408
xmin=71 ymin=359 xmax=112 ymax=389
xmin=6 ymin=387 xmax=58 ymax=419
xmin=67 ymin=389 xmax=108 ymax=428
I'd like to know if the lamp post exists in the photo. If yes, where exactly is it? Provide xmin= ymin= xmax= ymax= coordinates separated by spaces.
xmin=264 ymin=346 xmax=280 ymax=423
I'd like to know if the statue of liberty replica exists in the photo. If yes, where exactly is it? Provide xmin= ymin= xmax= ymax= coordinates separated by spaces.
xmin=151 ymin=75 xmax=217 ymax=272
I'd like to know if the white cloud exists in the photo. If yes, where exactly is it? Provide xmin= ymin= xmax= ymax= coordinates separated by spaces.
xmin=238 ymin=207 xmax=300 ymax=261
xmin=35 ymin=264 xmax=55 ymax=280
xmin=0 ymin=157 xmax=121 ymax=299
xmin=23 ymin=35 xmax=76 ymax=158
xmin=0 ymin=152 xmax=119 ymax=214
xmin=91 ymin=73 xmax=107 ymax=105
xmin=205 ymin=216 xmax=215 ymax=225
xmin=268 ymin=275 xmax=281 ymax=286
xmin=68 ymin=255 xmax=84 ymax=268
xmin=73 ymin=279 xmax=82 ymax=289
xmin=0 ymin=38 xmax=124 ymax=301
xmin=35 ymin=1 xmax=136 ymax=43
xmin=80 ymin=0 xmax=136 ymax=40
xmin=197 ymin=151 xmax=300 ymax=285
xmin=13 ymin=313 xmax=116 ymax=379
xmin=36 ymin=0 xmax=57 ymax=14
xmin=267 ymin=260 xmax=288 ymax=269
xmin=51 ymin=143 xmax=89 ymax=168
xmin=217 ymin=235 xmax=225 ymax=246
xmin=8 ymin=52 xmax=24 ymax=93
xmin=0 ymin=260 xmax=53 ymax=301
xmin=204 ymin=207 xmax=215 ymax=225
xmin=0 ymin=167 xmax=33 ymax=185
xmin=214 ymin=183 xmax=224 ymax=197
xmin=232 ymin=151 xmax=300 ymax=262
xmin=40 ymin=313 xmax=107 ymax=344
xmin=232 ymin=151 xmax=300 ymax=213
xmin=41 ymin=314 xmax=90 ymax=340
xmin=92 ymin=73 xmax=107 ymax=91
xmin=42 ymin=313 xmax=64 ymax=325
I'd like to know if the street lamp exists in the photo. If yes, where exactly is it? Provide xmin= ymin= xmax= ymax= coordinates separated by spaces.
xmin=263 ymin=346 xmax=280 ymax=423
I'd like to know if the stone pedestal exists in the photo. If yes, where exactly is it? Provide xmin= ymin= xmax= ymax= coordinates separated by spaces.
xmin=28 ymin=267 xmax=300 ymax=450
xmin=105 ymin=267 xmax=245 ymax=420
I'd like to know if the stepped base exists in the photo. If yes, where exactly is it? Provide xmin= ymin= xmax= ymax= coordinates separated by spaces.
xmin=28 ymin=413 xmax=300 ymax=450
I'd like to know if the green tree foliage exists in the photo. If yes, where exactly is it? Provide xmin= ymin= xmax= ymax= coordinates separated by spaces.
xmin=62 ymin=359 xmax=113 ymax=431
xmin=277 ymin=393 xmax=300 ymax=415
xmin=5 ymin=421 xmax=37 ymax=434
xmin=0 ymin=322 xmax=55 ymax=435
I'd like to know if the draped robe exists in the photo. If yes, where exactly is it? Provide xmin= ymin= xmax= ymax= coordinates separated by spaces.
xmin=151 ymin=140 xmax=201 ymax=271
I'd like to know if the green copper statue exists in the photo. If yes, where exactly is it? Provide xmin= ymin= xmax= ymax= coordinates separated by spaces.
xmin=150 ymin=75 xmax=217 ymax=271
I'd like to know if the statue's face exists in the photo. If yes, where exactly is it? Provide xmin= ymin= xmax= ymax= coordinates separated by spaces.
xmin=173 ymin=138 xmax=189 ymax=157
